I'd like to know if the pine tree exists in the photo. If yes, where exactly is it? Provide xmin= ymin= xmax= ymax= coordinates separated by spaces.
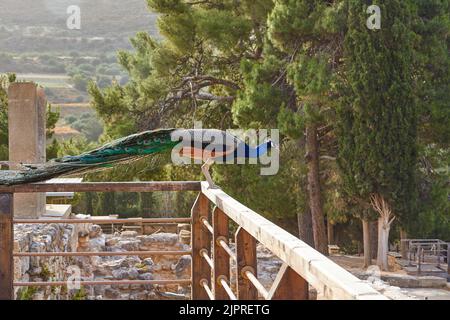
xmin=263 ymin=0 xmax=346 ymax=254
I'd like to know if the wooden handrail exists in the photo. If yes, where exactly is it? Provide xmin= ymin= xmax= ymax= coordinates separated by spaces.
xmin=0 ymin=180 xmax=388 ymax=300
xmin=0 ymin=181 xmax=201 ymax=193
xmin=200 ymin=182 xmax=386 ymax=300
xmin=13 ymin=217 xmax=191 ymax=224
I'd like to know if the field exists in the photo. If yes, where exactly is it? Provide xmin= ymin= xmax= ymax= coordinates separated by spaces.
xmin=16 ymin=73 xmax=72 ymax=89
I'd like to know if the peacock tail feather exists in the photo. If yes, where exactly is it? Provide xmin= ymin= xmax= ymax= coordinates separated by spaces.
xmin=0 ymin=128 xmax=179 ymax=185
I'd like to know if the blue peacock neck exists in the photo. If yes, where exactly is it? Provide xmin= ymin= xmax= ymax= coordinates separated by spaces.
xmin=245 ymin=141 xmax=271 ymax=158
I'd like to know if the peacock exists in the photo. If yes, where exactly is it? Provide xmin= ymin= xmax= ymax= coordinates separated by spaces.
xmin=0 ymin=128 xmax=275 ymax=188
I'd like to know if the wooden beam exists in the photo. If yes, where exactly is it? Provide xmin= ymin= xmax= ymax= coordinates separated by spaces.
xmin=213 ymin=207 xmax=229 ymax=299
xmin=0 ymin=193 xmax=13 ymax=300
xmin=201 ymin=182 xmax=386 ymax=300
xmin=14 ymin=217 xmax=191 ymax=224
xmin=191 ymin=193 xmax=211 ymax=300
xmin=267 ymin=263 xmax=309 ymax=300
xmin=447 ymin=246 xmax=449 ymax=275
xmin=0 ymin=181 xmax=201 ymax=193
xmin=235 ymin=227 xmax=258 ymax=300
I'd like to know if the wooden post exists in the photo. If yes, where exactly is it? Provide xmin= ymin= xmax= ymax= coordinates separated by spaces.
xmin=327 ymin=220 xmax=334 ymax=246
xmin=267 ymin=263 xmax=309 ymax=300
xmin=235 ymin=227 xmax=257 ymax=300
xmin=212 ymin=207 xmax=229 ymax=300
xmin=362 ymin=219 xmax=371 ymax=268
xmin=400 ymin=229 xmax=408 ymax=259
xmin=191 ymin=193 xmax=211 ymax=300
xmin=447 ymin=245 xmax=449 ymax=275
xmin=0 ymin=193 xmax=13 ymax=300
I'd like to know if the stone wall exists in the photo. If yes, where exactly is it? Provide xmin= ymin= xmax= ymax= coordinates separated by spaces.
xmin=13 ymin=218 xmax=192 ymax=300
xmin=14 ymin=223 xmax=78 ymax=300
xmin=14 ymin=218 xmax=294 ymax=300
xmin=76 ymin=227 xmax=191 ymax=300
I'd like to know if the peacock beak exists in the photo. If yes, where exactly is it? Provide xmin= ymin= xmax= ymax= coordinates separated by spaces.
xmin=270 ymin=141 xmax=279 ymax=151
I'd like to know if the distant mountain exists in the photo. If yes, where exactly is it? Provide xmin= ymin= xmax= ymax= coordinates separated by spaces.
xmin=0 ymin=0 xmax=159 ymax=53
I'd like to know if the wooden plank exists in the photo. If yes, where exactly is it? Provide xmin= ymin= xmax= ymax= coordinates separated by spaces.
xmin=267 ymin=263 xmax=309 ymax=300
xmin=14 ymin=217 xmax=191 ymax=224
xmin=201 ymin=182 xmax=386 ymax=300
xmin=213 ymin=207 xmax=229 ymax=299
xmin=0 ymin=193 xmax=13 ymax=300
xmin=447 ymin=246 xmax=449 ymax=275
xmin=235 ymin=227 xmax=258 ymax=300
xmin=191 ymin=193 xmax=211 ymax=300
xmin=0 ymin=181 xmax=201 ymax=193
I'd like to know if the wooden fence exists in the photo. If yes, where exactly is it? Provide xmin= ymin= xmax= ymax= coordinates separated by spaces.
xmin=0 ymin=181 xmax=386 ymax=300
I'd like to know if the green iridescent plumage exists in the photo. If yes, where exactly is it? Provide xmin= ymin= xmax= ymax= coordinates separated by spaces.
xmin=0 ymin=129 xmax=178 ymax=185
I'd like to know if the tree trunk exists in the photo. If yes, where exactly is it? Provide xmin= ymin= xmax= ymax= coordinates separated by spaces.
xmin=377 ymin=216 xmax=391 ymax=270
xmin=400 ymin=228 xmax=408 ymax=259
xmin=370 ymin=221 xmax=378 ymax=260
xmin=305 ymin=124 xmax=328 ymax=255
xmin=327 ymin=220 xmax=334 ymax=245
xmin=370 ymin=194 xmax=395 ymax=271
xmin=297 ymin=209 xmax=315 ymax=248
xmin=362 ymin=219 xmax=371 ymax=268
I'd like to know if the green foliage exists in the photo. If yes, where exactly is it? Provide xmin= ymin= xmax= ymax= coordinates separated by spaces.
xmin=337 ymin=1 xmax=418 ymax=221
xmin=72 ymin=74 xmax=89 ymax=92
xmin=46 ymin=104 xmax=59 ymax=139
xmin=76 ymin=0 xmax=447 ymax=243
xmin=69 ymin=113 xmax=104 ymax=142
xmin=72 ymin=287 xmax=87 ymax=300
xmin=0 ymin=74 xmax=11 ymax=159
xmin=411 ymin=146 xmax=450 ymax=239
xmin=46 ymin=139 xmax=60 ymax=160
xmin=413 ymin=0 xmax=450 ymax=148
xmin=18 ymin=287 xmax=37 ymax=300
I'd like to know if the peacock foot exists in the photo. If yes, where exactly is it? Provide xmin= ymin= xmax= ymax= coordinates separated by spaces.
xmin=207 ymin=182 xmax=220 ymax=190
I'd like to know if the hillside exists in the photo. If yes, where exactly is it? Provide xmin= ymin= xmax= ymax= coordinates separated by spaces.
xmin=0 ymin=0 xmax=159 ymax=53
xmin=0 ymin=0 xmax=160 ymax=142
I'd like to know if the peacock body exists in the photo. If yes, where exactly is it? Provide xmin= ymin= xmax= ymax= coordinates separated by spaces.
xmin=0 ymin=128 xmax=274 ymax=186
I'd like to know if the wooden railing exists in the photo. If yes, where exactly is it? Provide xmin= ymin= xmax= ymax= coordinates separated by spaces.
xmin=0 ymin=181 xmax=386 ymax=300
xmin=0 ymin=181 xmax=199 ymax=300
xmin=192 ymin=182 xmax=387 ymax=300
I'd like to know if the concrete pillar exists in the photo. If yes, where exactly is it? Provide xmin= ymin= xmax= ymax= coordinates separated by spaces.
xmin=8 ymin=82 xmax=46 ymax=218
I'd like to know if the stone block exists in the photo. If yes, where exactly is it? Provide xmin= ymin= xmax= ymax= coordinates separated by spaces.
xmin=8 ymin=82 xmax=46 ymax=218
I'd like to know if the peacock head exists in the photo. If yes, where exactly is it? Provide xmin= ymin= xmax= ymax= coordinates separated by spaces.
xmin=263 ymin=138 xmax=279 ymax=152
